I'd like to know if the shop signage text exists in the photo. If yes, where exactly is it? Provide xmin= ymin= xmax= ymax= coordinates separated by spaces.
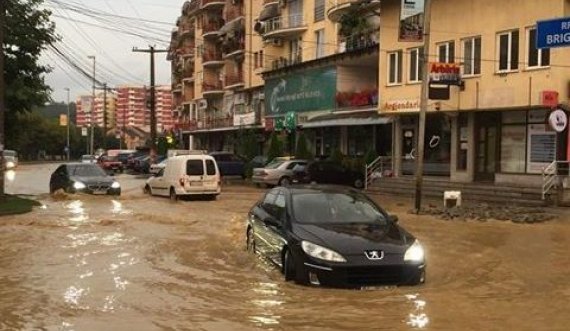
xmin=383 ymin=99 xmax=420 ymax=112
xmin=429 ymin=62 xmax=461 ymax=85
xmin=233 ymin=112 xmax=256 ymax=126
xmin=541 ymin=90 xmax=559 ymax=107
xmin=537 ymin=17 xmax=570 ymax=49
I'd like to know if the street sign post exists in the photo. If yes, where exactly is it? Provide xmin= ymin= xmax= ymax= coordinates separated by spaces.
xmin=537 ymin=17 xmax=570 ymax=49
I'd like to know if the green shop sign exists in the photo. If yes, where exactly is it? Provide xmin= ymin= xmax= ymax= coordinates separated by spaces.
xmin=265 ymin=67 xmax=336 ymax=116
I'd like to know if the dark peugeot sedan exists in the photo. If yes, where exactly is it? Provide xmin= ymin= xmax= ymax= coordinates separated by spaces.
xmin=49 ymin=163 xmax=121 ymax=195
xmin=246 ymin=185 xmax=425 ymax=288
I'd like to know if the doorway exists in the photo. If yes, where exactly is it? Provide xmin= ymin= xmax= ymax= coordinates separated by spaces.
xmin=475 ymin=112 xmax=499 ymax=181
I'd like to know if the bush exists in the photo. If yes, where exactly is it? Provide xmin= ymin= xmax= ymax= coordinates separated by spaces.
xmin=267 ymin=132 xmax=284 ymax=162
xmin=295 ymin=132 xmax=312 ymax=160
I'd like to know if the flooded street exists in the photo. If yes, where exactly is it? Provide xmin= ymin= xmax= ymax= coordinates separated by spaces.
xmin=1 ymin=164 xmax=569 ymax=330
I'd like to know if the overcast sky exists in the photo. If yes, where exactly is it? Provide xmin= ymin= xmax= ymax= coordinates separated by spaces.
xmin=41 ymin=0 xmax=183 ymax=103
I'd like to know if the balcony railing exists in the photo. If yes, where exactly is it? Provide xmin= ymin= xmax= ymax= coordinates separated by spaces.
xmin=327 ymin=0 xmax=381 ymax=22
xmin=181 ymin=23 xmax=194 ymax=35
xmin=181 ymin=44 xmax=195 ymax=57
xmin=267 ymin=54 xmax=302 ymax=71
xmin=338 ymin=30 xmax=379 ymax=53
xmin=225 ymin=72 xmax=244 ymax=87
xmin=222 ymin=38 xmax=245 ymax=56
xmin=202 ymin=81 xmax=224 ymax=92
xmin=202 ymin=50 xmax=223 ymax=63
xmin=263 ymin=14 xmax=305 ymax=35
xmin=225 ymin=6 xmax=244 ymax=22
xmin=204 ymin=115 xmax=233 ymax=129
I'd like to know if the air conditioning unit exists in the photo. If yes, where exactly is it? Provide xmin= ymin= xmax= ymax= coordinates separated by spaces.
xmin=198 ymin=99 xmax=208 ymax=110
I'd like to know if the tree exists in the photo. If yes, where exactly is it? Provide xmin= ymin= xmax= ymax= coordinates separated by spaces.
xmin=4 ymin=0 xmax=57 ymax=113
xmin=266 ymin=132 xmax=283 ymax=163
xmin=295 ymin=131 xmax=312 ymax=160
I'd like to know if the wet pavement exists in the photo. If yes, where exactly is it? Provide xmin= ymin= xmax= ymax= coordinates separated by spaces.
xmin=1 ymin=164 xmax=569 ymax=330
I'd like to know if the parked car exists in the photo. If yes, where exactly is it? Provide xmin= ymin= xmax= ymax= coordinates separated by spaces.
xmin=150 ymin=157 xmax=168 ymax=175
xmin=117 ymin=150 xmax=137 ymax=166
xmin=130 ymin=155 xmax=150 ymax=173
xmin=209 ymin=151 xmax=246 ymax=178
xmin=2 ymin=150 xmax=18 ymax=169
xmin=249 ymin=155 xmax=268 ymax=169
xmin=98 ymin=155 xmax=123 ymax=173
xmin=49 ymin=163 xmax=121 ymax=195
xmin=80 ymin=155 xmax=97 ymax=163
xmin=298 ymin=161 xmax=365 ymax=189
xmin=245 ymin=185 xmax=426 ymax=287
xmin=252 ymin=159 xmax=308 ymax=187
xmin=144 ymin=154 xmax=221 ymax=201
xmin=138 ymin=155 xmax=166 ymax=174
xmin=126 ymin=151 xmax=148 ymax=170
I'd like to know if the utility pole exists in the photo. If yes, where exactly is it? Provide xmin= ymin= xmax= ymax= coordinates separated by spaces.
xmin=414 ymin=0 xmax=433 ymax=213
xmin=133 ymin=46 xmax=168 ymax=160
xmin=0 ymin=0 xmax=5 ymax=196
xmin=64 ymin=88 xmax=71 ymax=160
xmin=103 ymin=83 xmax=107 ymax=150
xmin=88 ymin=55 xmax=96 ymax=156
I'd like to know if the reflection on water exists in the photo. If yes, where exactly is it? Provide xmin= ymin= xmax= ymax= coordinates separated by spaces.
xmin=249 ymin=282 xmax=284 ymax=326
xmin=66 ymin=200 xmax=88 ymax=223
xmin=406 ymin=294 xmax=429 ymax=328
xmin=5 ymin=169 xmax=16 ymax=182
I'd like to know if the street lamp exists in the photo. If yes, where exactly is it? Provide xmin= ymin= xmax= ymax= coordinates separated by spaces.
xmin=87 ymin=55 xmax=96 ymax=155
xmin=64 ymin=87 xmax=70 ymax=160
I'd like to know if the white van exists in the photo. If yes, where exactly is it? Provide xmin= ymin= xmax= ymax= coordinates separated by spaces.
xmin=144 ymin=154 xmax=221 ymax=201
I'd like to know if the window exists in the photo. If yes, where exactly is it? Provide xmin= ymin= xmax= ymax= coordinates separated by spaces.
xmin=497 ymin=30 xmax=519 ymax=72
xmin=186 ymin=160 xmax=204 ymax=176
xmin=253 ymin=52 xmax=259 ymax=68
xmin=437 ymin=41 xmax=455 ymax=63
xmin=527 ymin=27 xmax=550 ymax=68
xmin=206 ymin=159 xmax=216 ymax=175
xmin=315 ymin=29 xmax=325 ymax=59
xmin=462 ymin=36 xmax=481 ymax=76
xmin=314 ymin=0 xmax=325 ymax=22
xmin=409 ymin=47 xmax=424 ymax=83
xmin=387 ymin=50 xmax=403 ymax=85
xmin=259 ymin=50 xmax=264 ymax=68
xmin=456 ymin=113 xmax=468 ymax=171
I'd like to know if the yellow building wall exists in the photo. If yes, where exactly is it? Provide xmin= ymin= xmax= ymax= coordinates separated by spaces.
xmin=379 ymin=0 xmax=570 ymax=114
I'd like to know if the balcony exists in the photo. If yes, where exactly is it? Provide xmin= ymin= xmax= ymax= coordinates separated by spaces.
xmin=224 ymin=72 xmax=244 ymax=89
xmin=266 ymin=54 xmax=302 ymax=71
xmin=202 ymin=81 xmax=224 ymax=96
xmin=182 ymin=66 xmax=195 ymax=82
xmin=262 ymin=14 xmax=307 ymax=39
xmin=202 ymin=21 xmax=223 ymax=38
xmin=327 ymin=0 xmax=381 ymax=22
xmin=180 ymin=23 xmax=195 ymax=37
xmin=201 ymin=0 xmax=225 ymax=11
xmin=181 ymin=44 xmax=195 ymax=58
xmin=337 ymin=29 xmax=379 ymax=53
xmin=263 ymin=0 xmax=278 ymax=5
xmin=204 ymin=115 xmax=233 ymax=129
xmin=222 ymin=38 xmax=245 ymax=59
xmin=202 ymin=50 xmax=224 ymax=67
xmin=182 ymin=0 xmax=200 ymax=16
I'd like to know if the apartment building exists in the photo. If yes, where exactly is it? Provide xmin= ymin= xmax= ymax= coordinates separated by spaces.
xmin=378 ymin=0 xmax=570 ymax=186
xmin=75 ymin=92 xmax=117 ymax=130
xmin=169 ymin=0 xmax=384 ymax=154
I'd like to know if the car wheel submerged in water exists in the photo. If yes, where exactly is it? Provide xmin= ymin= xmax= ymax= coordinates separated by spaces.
xmin=170 ymin=188 xmax=178 ymax=201
xmin=246 ymin=227 xmax=256 ymax=253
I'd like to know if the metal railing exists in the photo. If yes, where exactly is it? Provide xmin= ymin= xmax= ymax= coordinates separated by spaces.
xmin=338 ymin=30 xmax=379 ymax=53
xmin=542 ymin=160 xmax=570 ymax=200
xmin=364 ymin=156 xmax=393 ymax=190
xmin=264 ymin=14 xmax=305 ymax=34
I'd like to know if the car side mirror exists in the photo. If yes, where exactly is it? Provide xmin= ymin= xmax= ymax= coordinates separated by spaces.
xmin=390 ymin=214 xmax=399 ymax=223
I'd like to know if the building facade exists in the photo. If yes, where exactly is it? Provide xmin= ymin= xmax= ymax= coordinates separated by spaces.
xmin=168 ymin=0 xmax=570 ymax=187
xmin=75 ymin=92 xmax=117 ymax=130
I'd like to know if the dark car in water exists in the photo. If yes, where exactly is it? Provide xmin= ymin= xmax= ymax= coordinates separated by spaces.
xmin=210 ymin=151 xmax=245 ymax=178
xmin=246 ymin=185 xmax=425 ymax=288
xmin=49 ymin=163 xmax=121 ymax=195
xmin=296 ymin=161 xmax=365 ymax=189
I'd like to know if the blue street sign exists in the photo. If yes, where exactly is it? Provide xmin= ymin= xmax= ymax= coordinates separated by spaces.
xmin=537 ymin=17 xmax=570 ymax=49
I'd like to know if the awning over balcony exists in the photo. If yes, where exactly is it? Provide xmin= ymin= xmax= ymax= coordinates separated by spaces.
xmin=259 ymin=3 xmax=279 ymax=21
xmin=301 ymin=110 xmax=392 ymax=129
xmin=220 ymin=17 xmax=244 ymax=35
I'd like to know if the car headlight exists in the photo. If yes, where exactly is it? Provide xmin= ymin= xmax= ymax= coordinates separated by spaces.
xmin=73 ymin=181 xmax=86 ymax=190
xmin=301 ymin=241 xmax=346 ymax=263
xmin=111 ymin=181 xmax=121 ymax=189
xmin=6 ymin=161 xmax=14 ymax=168
xmin=404 ymin=240 xmax=425 ymax=262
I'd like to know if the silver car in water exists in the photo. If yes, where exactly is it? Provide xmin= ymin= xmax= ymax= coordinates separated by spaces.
xmin=252 ymin=158 xmax=308 ymax=187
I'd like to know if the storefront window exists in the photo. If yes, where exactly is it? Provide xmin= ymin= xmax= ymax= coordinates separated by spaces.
xmin=424 ymin=115 xmax=451 ymax=175
xmin=500 ymin=125 xmax=526 ymax=173
xmin=323 ymin=127 xmax=340 ymax=157
xmin=457 ymin=113 xmax=468 ymax=170
xmin=348 ymin=126 xmax=372 ymax=156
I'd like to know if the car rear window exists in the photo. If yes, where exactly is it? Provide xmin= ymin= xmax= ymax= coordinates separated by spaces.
xmin=186 ymin=160 xmax=204 ymax=176
xmin=265 ymin=160 xmax=284 ymax=169
xmin=292 ymin=192 xmax=387 ymax=225
xmin=206 ymin=160 xmax=216 ymax=175
xmin=70 ymin=164 xmax=106 ymax=177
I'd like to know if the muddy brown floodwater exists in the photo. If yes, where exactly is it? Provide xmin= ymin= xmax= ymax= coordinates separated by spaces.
xmin=1 ymin=176 xmax=570 ymax=330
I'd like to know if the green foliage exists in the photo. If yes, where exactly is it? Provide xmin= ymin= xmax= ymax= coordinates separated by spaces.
xmin=157 ymin=136 xmax=168 ymax=156
xmin=364 ymin=148 xmax=379 ymax=165
xmin=295 ymin=132 xmax=312 ymax=160
xmin=338 ymin=14 xmax=370 ymax=37
xmin=5 ymin=0 xmax=58 ymax=112
xmin=0 ymin=195 xmax=41 ymax=216
xmin=266 ymin=132 xmax=284 ymax=162
xmin=236 ymin=129 xmax=259 ymax=161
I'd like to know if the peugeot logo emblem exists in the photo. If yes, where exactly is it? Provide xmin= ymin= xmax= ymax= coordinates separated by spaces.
xmin=365 ymin=250 xmax=384 ymax=260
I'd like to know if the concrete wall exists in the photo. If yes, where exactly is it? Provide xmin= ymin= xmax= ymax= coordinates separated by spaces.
xmin=337 ymin=65 xmax=377 ymax=92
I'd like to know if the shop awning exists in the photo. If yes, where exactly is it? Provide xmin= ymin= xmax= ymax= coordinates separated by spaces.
xmin=301 ymin=111 xmax=392 ymax=129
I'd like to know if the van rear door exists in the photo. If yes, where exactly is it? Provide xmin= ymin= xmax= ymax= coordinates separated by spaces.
xmin=183 ymin=159 xmax=205 ymax=191
xmin=203 ymin=158 xmax=219 ymax=191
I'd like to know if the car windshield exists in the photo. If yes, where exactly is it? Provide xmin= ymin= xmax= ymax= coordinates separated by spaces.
xmin=70 ymin=164 xmax=107 ymax=177
xmin=265 ymin=160 xmax=284 ymax=169
xmin=292 ymin=192 xmax=388 ymax=225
